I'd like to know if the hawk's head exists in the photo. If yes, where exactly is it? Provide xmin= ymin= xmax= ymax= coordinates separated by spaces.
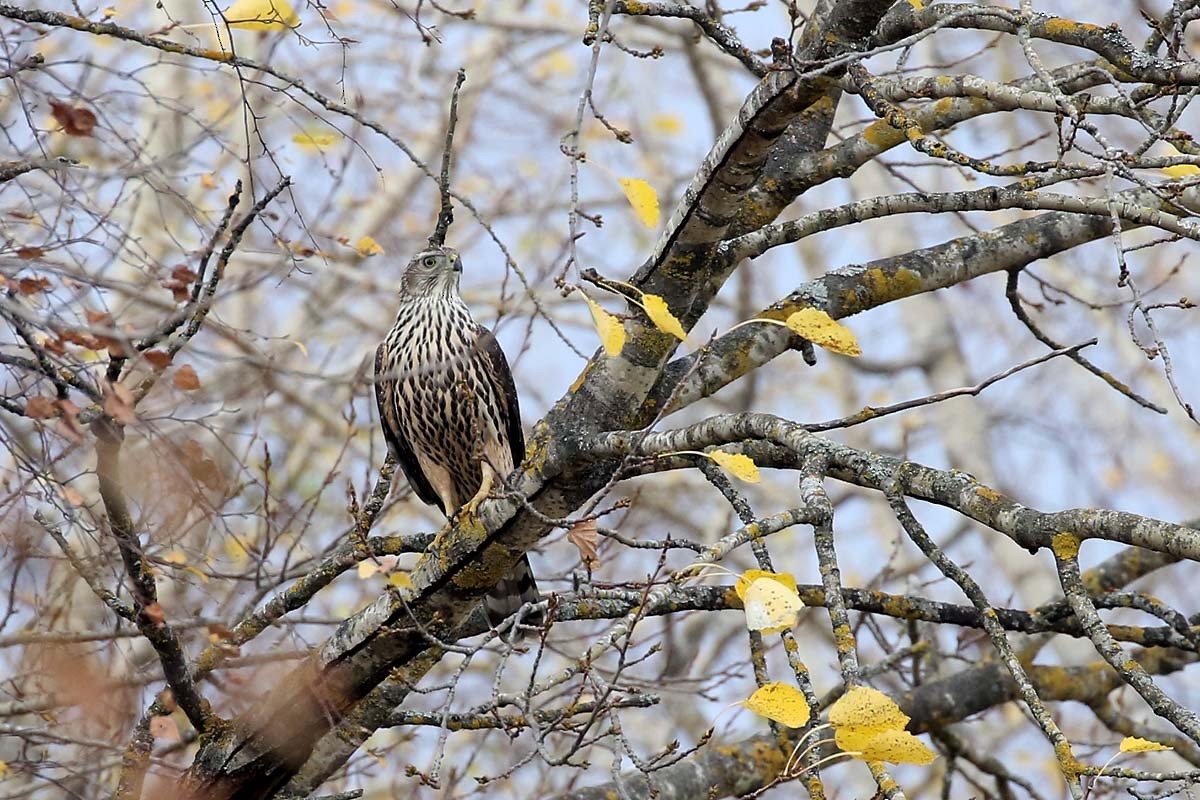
xmin=400 ymin=246 xmax=463 ymax=296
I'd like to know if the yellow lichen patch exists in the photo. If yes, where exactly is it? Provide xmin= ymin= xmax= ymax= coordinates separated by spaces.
xmin=1051 ymin=532 xmax=1080 ymax=560
xmin=862 ymin=120 xmax=904 ymax=147
xmin=974 ymin=486 xmax=1003 ymax=503
xmin=858 ymin=267 xmax=922 ymax=309
xmin=454 ymin=543 xmax=514 ymax=589
xmin=1042 ymin=18 xmax=1102 ymax=38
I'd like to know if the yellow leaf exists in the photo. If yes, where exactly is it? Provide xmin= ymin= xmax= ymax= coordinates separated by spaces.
xmin=224 ymin=0 xmax=298 ymax=29
xmin=1120 ymin=736 xmax=1172 ymax=753
xmin=182 ymin=564 xmax=211 ymax=584
xmin=617 ymin=177 xmax=660 ymax=228
xmin=641 ymin=294 xmax=687 ymax=341
xmin=785 ymin=308 xmax=862 ymax=357
xmin=733 ymin=570 xmax=798 ymax=602
xmin=292 ymin=129 xmax=339 ymax=150
xmin=907 ymin=0 xmax=924 ymax=8
xmin=741 ymin=682 xmax=811 ymax=728
xmin=388 ymin=572 xmax=413 ymax=590
xmin=742 ymin=577 xmax=804 ymax=634
xmin=829 ymin=686 xmax=910 ymax=733
xmin=830 ymin=686 xmax=936 ymax=764
xmin=535 ymin=51 xmax=575 ymax=79
xmin=837 ymin=728 xmax=938 ymax=765
xmin=581 ymin=293 xmax=626 ymax=357
xmin=1161 ymin=145 xmax=1200 ymax=178
xmin=357 ymin=561 xmax=379 ymax=579
xmin=355 ymin=236 xmax=385 ymax=257
xmin=650 ymin=113 xmax=684 ymax=136
xmin=708 ymin=450 xmax=760 ymax=483
xmin=0 ymin=760 xmax=10 ymax=779
xmin=163 ymin=550 xmax=188 ymax=565
xmin=223 ymin=537 xmax=249 ymax=566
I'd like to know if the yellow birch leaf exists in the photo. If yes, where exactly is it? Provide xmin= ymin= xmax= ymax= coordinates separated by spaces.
xmin=182 ymin=564 xmax=211 ymax=584
xmin=162 ymin=550 xmax=188 ymax=565
xmin=708 ymin=450 xmax=760 ymax=483
xmin=907 ymin=0 xmax=924 ymax=8
xmin=0 ymin=760 xmax=9 ymax=778
xmin=742 ymin=577 xmax=804 ymax=633
xmin=355 ymin=236 xmax=385 ymax=257
xmin=1120 ymin=736 xmax=1172 ymax=753
xmin=357 ymin=561 xmax=379 ymax=579
xmin=581 ymin=294 xmax=626 ymax=357
xmin=785 ymin=309 xmax=862 ymax=356
xmin=641 ymin=294 xmax=687 ymax=341
xmin=292 ymin=129 xmax=339 ymax=150
xmin=830 ymin=686 xmax=936 ymax=764
xmin=650 ymin=113 xmax=684 ymax=135
xmin=836 ymin=728 xmax=938 ymax=765
xmin=223 ymin=537 xmax=249 ymax=566
xmin=829 ymin=686 xmax=910 ymax=733
xmin=617 ymin=177 xmax=660 ymax=228
xmin=1161 ymin=145 xmax=1200 ymax=178
xmin=734 ymin=570 xmax=798 ymax=602
xmin=388 ymin=571 xmax=414 ymax=589
xmin=741 ymin=682 xmax=811 ymax=728
xmin=224 ymin=0 xmax=298 ymax=29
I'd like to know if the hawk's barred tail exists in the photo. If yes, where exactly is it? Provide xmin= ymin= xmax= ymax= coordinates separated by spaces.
xmin=484 ymin=554 xmax=541 ymax=639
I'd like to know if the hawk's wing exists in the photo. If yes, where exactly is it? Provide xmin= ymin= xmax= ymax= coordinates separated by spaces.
xmin=474 ymin=326 xmax=525 ymax=469
xmin=374 ymin=341 xmax=445 ymax=514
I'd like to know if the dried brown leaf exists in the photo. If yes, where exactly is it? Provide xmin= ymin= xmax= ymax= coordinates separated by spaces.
xmin=49 ymin=99 xmax=97 ymax=137
xmin=567 ymin=518 xmax=600 ymax=567
xmin=24 ymin=396 xmax=57 ymax=419
xmin=143 ymin=350 xmax=173 ymax=370
xmin=103 ymin=381 xmax=137 ymax=425
xmin=17 ymin=276 xmax=51 ymax=295
xmin=173 ymin=364 xmax=201 ymax=391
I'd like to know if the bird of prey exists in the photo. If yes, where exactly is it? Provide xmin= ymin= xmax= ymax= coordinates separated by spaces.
xmin=374 ymin=245 xmax=540 ymax=635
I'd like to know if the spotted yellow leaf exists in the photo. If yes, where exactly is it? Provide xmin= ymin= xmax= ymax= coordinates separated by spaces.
xmin=785 ymin=308 xmax=861 ymax=357
xmin=581 ymin=293 xmax=625 ymax=357
xmin=225 ymin=0 xmax=298 ymax=29
xmin=829 ymin=686 xmax=909 ymax=732
xmin=837 ymin=727 xmax=937 ymax=765
xmin=742 ymin=577 xmax=804 ymax=634
xmin=741 ymin=682 xmax=811 ymax=728
xmin=733 ymin=569 xmax=797 ymax=601
xmin=641 ymin=294 xmax=687 ymax=341
xmin=1120 ymin=736 xmax=1172 ymax=753
xmin=708 ymin=450 xmax=760 ymax=483
xmin=617 ymin=177 xmax=660 ymax=228
xmin=1161 ymin=145 xmax=1200 ymax=178
xmin=829 ymin=686 xmax=936 ymax=764
xmin=355 ymin=236 xmax=384 ymax=257
xmin=292 ymin=129 xmax=339 ymax=150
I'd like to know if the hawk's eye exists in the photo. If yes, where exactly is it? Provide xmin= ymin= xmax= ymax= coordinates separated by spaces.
xmin=422 ymin=256 xmax=437 ymax=268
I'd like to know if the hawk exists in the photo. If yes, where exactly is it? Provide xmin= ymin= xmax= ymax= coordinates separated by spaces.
xmin=374 ymin=245 xmax=540 ymax=636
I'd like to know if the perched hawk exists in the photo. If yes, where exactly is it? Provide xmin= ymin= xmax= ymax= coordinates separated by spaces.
xmin=374 ymin=245 xmax=540 ymax=635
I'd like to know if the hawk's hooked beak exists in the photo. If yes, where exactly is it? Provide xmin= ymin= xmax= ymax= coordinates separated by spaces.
xmin=451 ymin=255 xmax=463 ymax=273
